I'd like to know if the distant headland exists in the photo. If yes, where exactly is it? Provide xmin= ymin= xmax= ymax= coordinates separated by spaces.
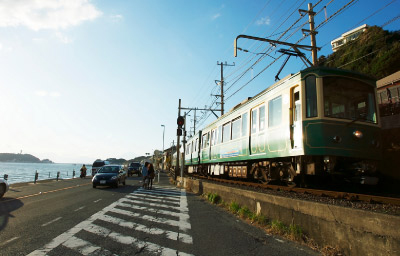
xmin=0 ymin=153 xmax=53 ymax=163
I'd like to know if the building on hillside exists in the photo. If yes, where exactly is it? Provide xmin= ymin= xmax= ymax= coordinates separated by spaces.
xmin=331 ymin=24 xmax=368 ymax=52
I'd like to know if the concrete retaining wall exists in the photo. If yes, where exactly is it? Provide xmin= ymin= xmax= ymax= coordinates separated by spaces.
xmin=180 ymin=177 xmax=400 ymax=256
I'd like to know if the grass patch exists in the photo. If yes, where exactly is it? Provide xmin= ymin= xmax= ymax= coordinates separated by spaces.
xmin=207 ymin=193 xmax=221 ymax=204
xmin=238 ymin=206 xmax=252 ymax=218
xmin=229 ymin=201 xmax=240 ymax=213
xmin=288 ymin=224 xmax=303 ymax=241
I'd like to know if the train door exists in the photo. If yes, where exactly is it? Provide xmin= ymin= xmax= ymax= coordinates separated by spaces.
xmin=290 ymin=86 xmax=303 ymax=149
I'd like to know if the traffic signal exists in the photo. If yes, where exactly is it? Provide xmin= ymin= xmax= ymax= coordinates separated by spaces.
xmin=177 ymin=128 xmax=182 ymax=136
xmin=177 ymin=116 xmax=184 ymax=127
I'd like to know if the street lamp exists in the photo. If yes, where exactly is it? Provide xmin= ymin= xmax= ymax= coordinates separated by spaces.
xmin=160 ymin=125 xmax=165 ymax=183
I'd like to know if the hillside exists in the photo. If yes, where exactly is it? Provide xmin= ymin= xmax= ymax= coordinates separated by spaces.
xmin=0 ymin=153 xmax=53 ymax=163
xmin=319 ymin=26 xmax=400 ymax=79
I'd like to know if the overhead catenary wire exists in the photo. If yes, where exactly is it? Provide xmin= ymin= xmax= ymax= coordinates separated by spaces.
xmin=225 ymin=0 xmax=358 ymax=101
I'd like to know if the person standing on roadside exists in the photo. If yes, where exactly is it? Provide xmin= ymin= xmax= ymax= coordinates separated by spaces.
xmin=148 ymin=163 xmax=155 ymax=189
xmin=80 ymin=164 xmax=87 ymax=178
xmin=142 ymin=162 xmax=149 ymax=188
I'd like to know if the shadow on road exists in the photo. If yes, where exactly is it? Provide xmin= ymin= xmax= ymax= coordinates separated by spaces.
xmin=0 ymin=198 xmax=24 ymax=231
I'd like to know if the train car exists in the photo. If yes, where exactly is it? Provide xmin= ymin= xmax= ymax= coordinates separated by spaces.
xmin=190 ymin=66 xmax=381 ymax=185
xmin=185 ymin=131 xmax=202 ymax=173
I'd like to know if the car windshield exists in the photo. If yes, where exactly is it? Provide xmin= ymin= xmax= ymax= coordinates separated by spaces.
xmin=98 ymin=166 xmax=120 ymax=173
xmin=130 ymin=163 xmax=140 ymax=167
xmin=323 ymin=77 xmax=377 ymax=123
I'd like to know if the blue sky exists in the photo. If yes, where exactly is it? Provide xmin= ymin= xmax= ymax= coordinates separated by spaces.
xmin=0 ymin=0 xmax=398 ymax=163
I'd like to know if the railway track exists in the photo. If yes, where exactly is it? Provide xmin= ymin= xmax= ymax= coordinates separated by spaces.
xmin=190 ymin=174 xmax=400 ymax=206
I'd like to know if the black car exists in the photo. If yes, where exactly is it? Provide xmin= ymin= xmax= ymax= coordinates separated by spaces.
xmin=128 ymin=162 xmax=142 ymax=176
xmin=92 ymin=165 xmax=126 ymax=188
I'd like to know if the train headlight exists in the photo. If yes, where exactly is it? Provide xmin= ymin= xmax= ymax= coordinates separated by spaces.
xmin=353 ymin=130 xmax=363 ymax=139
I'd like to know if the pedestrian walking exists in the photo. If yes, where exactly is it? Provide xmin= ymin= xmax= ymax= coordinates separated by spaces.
xmin=142 ymin=162 xmax=149 ymax=189
xmin=148 ymin=163 xmax=155 ymax=189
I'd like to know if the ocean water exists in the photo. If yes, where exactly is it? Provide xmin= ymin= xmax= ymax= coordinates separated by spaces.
xmin=0 ymin=162 xmax=90 ymax=184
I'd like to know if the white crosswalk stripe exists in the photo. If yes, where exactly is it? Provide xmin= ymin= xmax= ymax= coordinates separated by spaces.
xmin=27 ymin=186 xmax=194 ymax=256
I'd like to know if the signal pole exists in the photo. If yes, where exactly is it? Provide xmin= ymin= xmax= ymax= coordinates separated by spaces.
xmin=217 ymin=61 xmax=235 ymax=116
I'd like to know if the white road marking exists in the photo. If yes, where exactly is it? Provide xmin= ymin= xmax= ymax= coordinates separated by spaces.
xmin=41 ymin=217 xmax=62 ymax=227
xmin=28 ymin=186 xmax=193 ymax=255
xmin=93 ymin=199 xmax=102 ymax=203
xmin=74 ymin=206 xmax=86 ymax=212
xmin=0 ymin=236 xmax=20 ymax=246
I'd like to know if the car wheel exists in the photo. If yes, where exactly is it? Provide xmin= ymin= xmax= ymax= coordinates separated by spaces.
xmin=123 ymin=180 xmax=126 ymax=186
xmin=0 ymin=184 xmax=5 ymax=198
xmin=92 ymin=184 xmax=96 ymax=188
xmin=114 ymin=182 xmax=118 ymax=188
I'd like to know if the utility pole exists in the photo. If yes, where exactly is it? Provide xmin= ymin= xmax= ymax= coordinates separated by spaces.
xmin=193 ymin=108 xmax=196 ymax=135
xmin=176 ymin=99 xmax=181 ymax=180
xmin=180 ymin=112 xmax=187 ymax=185
xmin=217 ymin=61 xmax=235 ymax=116
xmin=300 ymin=3 xmax=318 ymax=65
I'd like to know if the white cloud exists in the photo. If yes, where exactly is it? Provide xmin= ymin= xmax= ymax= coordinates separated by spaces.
xmin=212 ymin=13 xmax=221 ymax=20
xmin=0 ymin=0 xmax=102 ymax=31
xmin=110 ymin=14 xmax=123 ymax=22
xmin=55 ymin=31 xmax=73 ymax=44
xmin=35 ymin=91 xmax=61 ymax=97
xmin=35 ymin=90 xmax=48 ymax=97
xmin=256 ymin=16 xmax=271 ymax=26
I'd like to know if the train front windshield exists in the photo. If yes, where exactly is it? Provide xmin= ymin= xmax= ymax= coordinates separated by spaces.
xmin=323 ymin=77 xmax=377 ymax=123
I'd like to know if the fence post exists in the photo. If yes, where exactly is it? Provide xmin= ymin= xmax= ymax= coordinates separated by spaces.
xmin=73 ymin=169 xmax=75 ymax=178
xmin=56 ymin=171 xmax=60 ymax=181
xmin=34 ymin=171 xmax=38 ymax=184
xmin=49 ymin=172 xmax=50 ymax=178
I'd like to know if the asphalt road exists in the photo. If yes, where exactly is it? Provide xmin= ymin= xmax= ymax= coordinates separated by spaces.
xmin=0 ymin=173 xmax=320 ymax=256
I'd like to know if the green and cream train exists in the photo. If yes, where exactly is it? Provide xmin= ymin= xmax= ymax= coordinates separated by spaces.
xmin=184 ymin=67 xmax=381 ymax=185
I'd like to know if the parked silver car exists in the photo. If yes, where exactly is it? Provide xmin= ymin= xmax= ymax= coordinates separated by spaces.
xmin=0 ymin=178 xmax=9 ymax=198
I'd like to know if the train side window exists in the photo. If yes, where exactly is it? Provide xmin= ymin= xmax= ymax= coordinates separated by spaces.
xmin=218 ymin=125 xmax=222 ymax=144
xmin=251 ymin=109 xmax=258 ymax=134
xmin=231 ymin=117 xmax=241 ymax=140
xmin=223 ymin=122 xmax=231 ymax=143
xmin=242 ymin=112 xmax=248 ymax=137
xmin=202 ymin=134 xmax=207 ymax=149
xmin=211 ymin=129 xmax=215 ymax=146
xmin=306 ymin=75 xmax=318 ymax=118
xmin=206 ymin=132 xmax=210 ymax=147
xmin=259 ymin=105 xmax=266 ymax=131
xmin=195 ymin=138 xmax=198 ymax=152
xmin=269 ymin=96 xmax=282 ymax=127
